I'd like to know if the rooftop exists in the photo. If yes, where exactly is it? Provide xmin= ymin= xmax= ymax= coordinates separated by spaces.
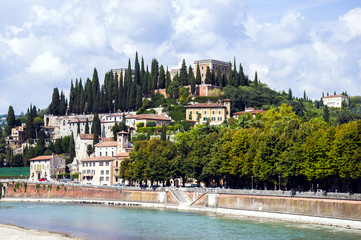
xmin=185 ymin=103 xmax=226 ymax=108
xmin=126 ymin=114 xmax=171 ymax=121
xmin=29 ymin=155 xmax=54 ymax=161
xmin=96 ymin=141 xmax=118 ymax=147
xmin=81 ymin=156 xmax=114 ymax=162
xmin=322 ymin=95 xmax=348 ymax=99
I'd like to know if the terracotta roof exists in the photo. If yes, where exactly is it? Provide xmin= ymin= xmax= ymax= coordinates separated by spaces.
xmin=115 ymin=152 xmax=129 ymax=157
xmin=222 ymin=99 xmax=232 ymax=102
xmin=322 ymin=95 xmax=348 ymax=99
xmin=96 ymin=141 xmax=118 ymax=147
xmin=79 ymin=134 xmax=93 ymax=140
xmin=185 ymin=103 xmax=226 ymax=108
xmin=68 ymin=118 xmax=93 ymax=123
xmin=117 ymin=131 xmax=128 ymax=134
xmin=29 ymin=155 xmax=54 ymax=161
xmin=126 ymin=114 xmax=171 ymax=121
xmin=233 ymin=109 xmax=265 ymax=115
xmin=101 ymin=138 xmax=114 ymax=142
xmin=81 ymin=156 xmax=114 ymax=162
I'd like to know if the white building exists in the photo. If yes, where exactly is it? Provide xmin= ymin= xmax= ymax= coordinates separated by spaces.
xmin=322 ymin=95 xmax=349 ymax=108
xmin=29 ymin=155 xmax=66 ymax=181
xmin=79 ymin=132 xmax=133 ymax=186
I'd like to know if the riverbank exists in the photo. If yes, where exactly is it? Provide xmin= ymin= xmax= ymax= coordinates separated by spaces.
xmin=3 ymin=197 xmax=361 ymax=231
xmin=0 ymin=223 xmax=81 ymax=240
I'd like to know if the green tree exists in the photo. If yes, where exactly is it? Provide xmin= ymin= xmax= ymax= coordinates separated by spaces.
xmin=69 ymin=133 xmax=75 ymax=161
xmin=158 ymin=65 xmax=166 ymax=89
xmin=161 ymin=123 xmax=167 ymax=141
xmin=205 ymin=67 xmax=212 ymax=84
xmin=188 ymin=66 xmax=196 ymax=94
xmin=50 ymin=88 xmax=60 ymax=115
xmin=323 ymin=105 xmax=330 ymax=123
xmin=91 ymin=114 xmax=101 ymax=145
xmin=179 ymin=59 xmax=188 ymax=86
xmin=85 ymin=118 xmax=90 ymax=134
xmin=5 ymin=106 xmax=16 ymax=135
xmin=195 ymin=63 xmax=201 ymax=85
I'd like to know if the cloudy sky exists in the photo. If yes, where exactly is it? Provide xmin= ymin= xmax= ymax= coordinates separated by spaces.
xmin=0 ymin=0 xmax=360 ymax=114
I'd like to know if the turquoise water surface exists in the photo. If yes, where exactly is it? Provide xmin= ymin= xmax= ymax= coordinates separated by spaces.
xmin=0 ymin=201 xmax=360 ymax=240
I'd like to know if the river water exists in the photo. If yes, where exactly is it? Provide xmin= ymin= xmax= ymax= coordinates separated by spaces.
xmin=0 ymin=201 xmax=360 ymax=240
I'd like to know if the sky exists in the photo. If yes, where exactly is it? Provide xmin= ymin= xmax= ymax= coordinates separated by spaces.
xmin=0 ymin=0 xmax=360 ymax=114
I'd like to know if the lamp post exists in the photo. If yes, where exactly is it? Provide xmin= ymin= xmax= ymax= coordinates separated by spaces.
xmin=278 ymin=175 xmax=281 ymax=191
xmin=251 ymin=176 xmax=254 ymax=190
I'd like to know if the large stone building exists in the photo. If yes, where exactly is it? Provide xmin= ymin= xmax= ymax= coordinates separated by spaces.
xmin=185 ymin=99 xmax=232 ymax=125
xmin=322 ymin=95 xmax=349 ymax=108
xmin=194 ymin=59 xmax=230 ymax=84
xmin=29 ymin=155 xmax=66 ymax=181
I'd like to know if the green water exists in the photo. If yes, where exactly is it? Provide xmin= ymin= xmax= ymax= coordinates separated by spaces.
xmin=0 ymin=202 xmax=360 ymax=239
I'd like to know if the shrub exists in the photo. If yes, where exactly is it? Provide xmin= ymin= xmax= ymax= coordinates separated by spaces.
xmin=56 ymin=186 xmax=60 ymax=191
xmin=146 ymin=121 xmax=156 ymax=127
xmin=136 ymin=122 xmax=144 ymax=128
xmin=71 ymin=173 xmax=79 ymax=179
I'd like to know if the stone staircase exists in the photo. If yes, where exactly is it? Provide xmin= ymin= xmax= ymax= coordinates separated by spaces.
xmin=169 ymin=189 xmax=192 ymax=207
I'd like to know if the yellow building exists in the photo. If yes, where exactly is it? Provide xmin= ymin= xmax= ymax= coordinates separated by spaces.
xmin=185 ymin=99 xmax=231 ymax=125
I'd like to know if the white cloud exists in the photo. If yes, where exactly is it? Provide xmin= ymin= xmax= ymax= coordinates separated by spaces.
xmin=25 ymin=51 xmax=70 ymax=80
xmin=0 ymin=0 xmax=360 ymax=113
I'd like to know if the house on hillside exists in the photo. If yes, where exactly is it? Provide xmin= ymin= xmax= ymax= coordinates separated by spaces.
xmin=126 ymin=114 xmax=171 ymax=129
xmin=233 ymin=107 xmax=265 ymax=119
xmin=29 ymin=155 xmax=66 ymax=181
xmin=185 ymin=99 xmax=231 ymax=125
xmin=79 ymin=131 xmax=133 ymax=186
xmin=322 ymin=95 xmax=349 ymax=108
xmin=7 ymin=124 xmax=26 ymax=150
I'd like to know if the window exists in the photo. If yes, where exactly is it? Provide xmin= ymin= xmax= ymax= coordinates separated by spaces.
xmin=204 ymin=111 xmax=207 ymax=114
xmin=93 ymin=162 xmax=95 ymax=166
xmin=202 ymin=66 xmax=203 ymax=70
xmin=100 ymin=152 xmax=102 ymax=156
xmin=218 ymin=117 xmax=222 ymax=121
xmin=212 ymin=111 xmax=215 ymax=114
xmin=212 ymin=117 xmax=215 ymax=121
xmin=106 ymin=170 xmax=109 ymax=175
xmin=101 ymin=170 xmax=104 ymax=175
xmin=100 ymin=162 xmax=104 ymax=166
xmin=196 ymin=111 xmax=198 ymax=114
xmin=190 ymin=111 xmax=192 ymax=114
xmin=106 ymin=162 xmax=110 ymax=166
xmin=106 ymin=152 xmax=107 ymax=156
xmin=116 ymin=161 xmax=118 ymax=167
xmin=100 ymin=177 xmax=104 ymax=182
xmin=112 ymin=151 xmax=114 ymax=156
xmin=87 ymin=170 xmax=90 ymax=173
xmin=203 ymin=117 xmax=207 ymax=121
xmin=106 ymin=177 xmax=109 ymax=181
xmin=219 ymin=111 xmax=221 ymax=114
xmin=82 ymin=163 xmax=84 ymax=167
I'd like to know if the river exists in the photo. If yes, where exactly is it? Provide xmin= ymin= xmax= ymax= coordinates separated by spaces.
xmin=0 ymin=201 xmax=360 ymax=239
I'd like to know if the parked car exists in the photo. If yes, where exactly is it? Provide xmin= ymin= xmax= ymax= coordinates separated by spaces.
xmin=38 ymin=178 xmax=46 ymax=181
xmin=113 ymin=183 xmax=123 ymax=187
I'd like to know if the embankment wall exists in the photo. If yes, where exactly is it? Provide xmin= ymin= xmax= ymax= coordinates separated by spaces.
xmin=3 ymin=183 xmax=361 ymax=221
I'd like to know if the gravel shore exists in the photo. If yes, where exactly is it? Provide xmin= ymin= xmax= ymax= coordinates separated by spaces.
xmin=0 ymin=224 xmax=81 ymax=240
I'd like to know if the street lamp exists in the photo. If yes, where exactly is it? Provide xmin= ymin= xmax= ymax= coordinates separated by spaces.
xmin=251 ymin=176 xmax=254 ymax=190
xmin=278 ymin=175 xmax=281 ymax=191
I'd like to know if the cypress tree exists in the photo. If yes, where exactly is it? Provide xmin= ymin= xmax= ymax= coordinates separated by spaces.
xmin=113 ymin=72 xmax=119 ymax=112
xmin=136 ymin=84 xmax=143 ymax=110
xmin=6 ymin=106 xmax=15 ymax=135
xmin=165 ymin=67 xmax=171 ymax=90
xmin=195 ymin=63 xmax=201 ymax=85
xmin=179 ymin=59 xmax=188 ymax=86
xmin=50 ymin=88 xmax=60 ymax=115
xmin=216 ymin=67 xmax=222 ymax=88
xmin=134 ymin=52 xmax=141 ymax=85
xmin=211 ymin=70 xmax=215 ymax=85
xmin=205 ymin=67 xmax=212 ymax=84
xmin=142 ymin=66 xmax=149 ymax=97
xmin=189 ymin=66 xmax=195 ymax=94
xmin=150 ymin=58 xmax=159 ymax=91
xmin=68 ymin=80 xmax=75 ymax=113
xmin=239 ymin=63 xmax=245 ymax=86
xmin=323 ymin=105 xmax=329 ymax=123
xmin=161 ymin=123 xmax=166 ymax=141
xmin=233 ymin=57 xmax=239 ymax=86
xmin=85 ymin=118 xmax=90 ymax=134
xmin=120 ymin=113 xmax=127 ymax=132
xmin=254 ymin=71 xmax=259 ymax=87
xmin=91 ymin=113 xmax=100 ymax=146
xmin=303 ymin=90 xmax=307 ymax=100
xmin=85 ymin=78 xmax=93 ymax=114
xmin=92 ymin=68 xmax=100 ymax=113
xmin=69 ymin=132 xmax=75 ymax=161
xmin=77 ymin=121 xmax=80 ymax=135
xmin=59 ymin=91 xmax=67 ymax=116
xmin=158 ymin=65 xmax=165 ymax=89
xmin=228 ymin=62 xmax=233 ymax=86
xmin=288 ymin=88 xmax=293 ymax=100
xmin=119 ymin=71 xmax=124 ymax=111
xmin=112 ymin=122 xmax=120 ymax=141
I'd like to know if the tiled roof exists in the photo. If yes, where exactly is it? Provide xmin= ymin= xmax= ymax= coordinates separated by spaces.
xmin=185 ymin=103 xmax=226 ymax=108
xmin=79 ymin=134 xmax=93 ymax=140
xmin=233 ymin=109 xmax=265 ymax=115
xmin=29 ymin=155 xmax=53 ymax=161
xmin=96 ymin=141 xmax=118 ymax=147
xmin=118 ymin=131 xmax=128 ymax=134
xmin=115 ymin=152 xmax=129 ymax=157
xmin=101 ymin=138 xmax=114 ymax=142
xmin=81 ymin=156 xmax=114 ymax=162
xmin=68 ymin=118 xmax=93 ymax=123
xmin=322 ymin=95 xmax=348 ymax=99
xmin=126 ymin=114 xmax=171 ymax=121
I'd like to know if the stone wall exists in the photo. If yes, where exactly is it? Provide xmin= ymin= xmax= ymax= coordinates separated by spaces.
xmin=5 ymin=183 xmax=166 ymax=204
